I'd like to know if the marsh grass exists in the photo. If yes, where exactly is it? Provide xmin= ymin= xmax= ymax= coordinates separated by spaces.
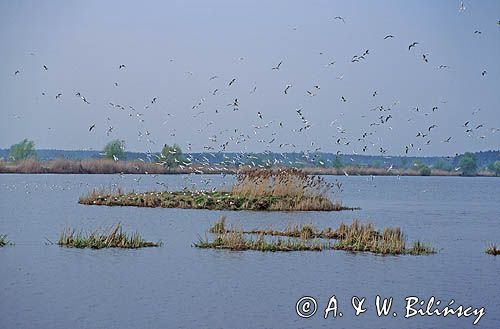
xmin=78 ymin=191 xmax=349 ymax=211
xmin=485 ymin=244 xmax=500 ymax=255
xmin=407 ymin=240 xmax=436 ymax=255
xmin=232 ymin=168 xmax=332 ymax=198
xmin=79 ymin=169 xmax=354 ymax=211
xmin=0 ymin=235 xmax=11 ymax=247
xmin=58 ymin=223 xmax=161 ymax=249
xmin=194 ymin=231 xmax=327 ymax=252
xmin=201 ymin=217 xmax=435 ymax=255
xmin=0 ymin=158 xmax=185 ymax=174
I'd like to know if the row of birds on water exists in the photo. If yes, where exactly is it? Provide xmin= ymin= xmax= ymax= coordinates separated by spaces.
xmin=8 ymin=8 xmax=500 ymax=173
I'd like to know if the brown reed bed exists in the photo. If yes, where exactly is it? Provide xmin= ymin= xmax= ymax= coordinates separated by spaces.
xmin=300 ymin=166 xmax=465 ymax=177
xmin=194 ymin=233 xmax=327 ymax=252
xmin=57 ymin=223 xmax=162 ymax=249
xmin=0 ymin=158 xmax=195 ymax=174
xmin=485 ymin=245 xmax=500 ymax=255
xmin=0 ymin=159 xmax=482 ymax=176
xmin=79 ymin=168 xmax=354 ymax=211
xmin=200 ymin=217 xmax=435 ymax=255
xmin=196 ymin=217 xmax=327 ymax=252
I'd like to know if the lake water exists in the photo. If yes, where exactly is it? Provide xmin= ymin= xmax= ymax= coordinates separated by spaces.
xmin=0 ymin=174 xmax=499 ymax=329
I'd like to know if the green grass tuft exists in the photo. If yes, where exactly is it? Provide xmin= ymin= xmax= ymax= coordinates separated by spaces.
xmin=485 ymin=244 xmax=500 ymax=255
xmin=58 ymin=223 xmax=162 ymax=249
xmin=0 ymin=235 xmax=11 ymax=247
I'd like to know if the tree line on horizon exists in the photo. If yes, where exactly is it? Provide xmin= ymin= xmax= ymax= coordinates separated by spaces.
xmin=4 ymin=138 xmax=500 ymax=176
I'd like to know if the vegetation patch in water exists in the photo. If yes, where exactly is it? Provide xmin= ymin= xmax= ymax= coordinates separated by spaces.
xmin=485 ymin=244 xmax=500 ymax=255
xmin=58 ymin=223 xmax=162 ymax=249
xmin=79 ymin=169 xmax=355 ymax=211
xmin=195 ymin=231 xmax=327 ymax=252
xmin=198 ymin=217 xmax=435 ymax=255
xmin=0 ymin=235 xmax=11 ymax=247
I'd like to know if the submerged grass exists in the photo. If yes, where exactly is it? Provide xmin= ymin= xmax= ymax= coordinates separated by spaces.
xmin=198 ymin=217 xmax=435 ymax=255
xmin=58 ymin=223 xmax=162 ymax=249
xmin=485 ymin=244 xmax=500 ymax=255
xmin=79 ymin=169 xmax=354 ymax=211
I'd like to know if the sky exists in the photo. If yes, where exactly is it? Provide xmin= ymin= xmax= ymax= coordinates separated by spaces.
xmin=0 ymin=0 xmax=499 ymax=156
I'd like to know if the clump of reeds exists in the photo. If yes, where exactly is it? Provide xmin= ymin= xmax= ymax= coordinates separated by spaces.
xmin=195 ymin=232 xmax=327 ymax=252
xmin=199 ymin=215 xmax=328 ymax=251
xmin=407 ymin=240 xmax=435 ymax=255
xmin=232 ymin=168 xmax=332 ymax=198
xmin=485 ymin=244 xmax=500 ymax=255
xmin=209 ymin=215 xmax=227 ymax=233
xmin=0 ymin=235 xmax=11 ymax=247
xmin=202 ymin=219 xmax=435 ymax=255
xmin=57 ymin=223 xmax=161 ymax=249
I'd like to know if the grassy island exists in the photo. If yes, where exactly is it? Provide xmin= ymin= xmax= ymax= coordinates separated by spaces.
xmin=58 ymin=224 xmax=162 ymax=249
xmin=195 ymin=217 xmax=435 ymax=255
xmin=79 ymin=169 xmax=355 ymax=211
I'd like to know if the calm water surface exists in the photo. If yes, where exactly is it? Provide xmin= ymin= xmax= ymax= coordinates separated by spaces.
xmin=0 ymin=174 xmax=499 ymax=329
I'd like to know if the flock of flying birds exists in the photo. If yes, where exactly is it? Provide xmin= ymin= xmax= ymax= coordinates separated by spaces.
xmin=8 ymin=4 xmax=500 ymax=177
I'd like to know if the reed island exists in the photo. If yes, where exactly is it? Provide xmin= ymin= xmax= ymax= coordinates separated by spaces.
xmin=79 ymin=169 xmax=356 ymax=211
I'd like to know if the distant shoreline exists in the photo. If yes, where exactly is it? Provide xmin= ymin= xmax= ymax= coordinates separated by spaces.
xmin=0 ymin=158 xmax=496 ymax=177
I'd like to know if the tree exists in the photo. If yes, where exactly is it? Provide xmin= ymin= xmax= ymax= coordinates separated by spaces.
xmin=487 ymin=161 xmax=500 ymax=176
xmin=103 ymin=140 xmax=125 ymax=160
xmin=419 ymin=165 xmax=431 ymax=176
xmin=458 ymin=152 xmax=477 ymax=176
xmin=332 ymin=155 xmax=343 ymax=169
xmin=433 ymin=159 xmax=452 ymax=171
xmin=412 ymin=160 xmax=431 ymax=176
xmin=159 ymin=143 xmax=184 ymax=168
xmin=401 ymin=158 xmax=408 ymax=169
xmin=9 ymin=139 xmax=36 ymax=161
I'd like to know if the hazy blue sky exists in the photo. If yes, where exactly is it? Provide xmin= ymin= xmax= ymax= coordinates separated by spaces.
xmin=1 ymin=0 xmax=499 ymax=156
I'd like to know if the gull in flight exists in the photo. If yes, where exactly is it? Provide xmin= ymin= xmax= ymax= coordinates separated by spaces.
xmin=459 ymin=1 xmax=465 ymax=12
xmin=271 ymin=61 xmax=282 ymax=70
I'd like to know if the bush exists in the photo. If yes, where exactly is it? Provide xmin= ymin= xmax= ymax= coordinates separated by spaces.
xmin=458 ymin=152 xmax=477 ymax=176
xmin=419 ymin=165 xmax=431 ymax=176
xmin=332 ymin=156 xmax=343 ymax=169
xmin=487 ymin=161 xmax=500 ymax=176
xmin=103 ymin=140 xmax=126 ymax=160
xmin=433 ymin=159 xmax=452 ymax=172
xmin=9 ymin=139 xmax=36 ymax=161
xmin=158 ymin=143 xmax=184 ymax=168
xmin=413 ymin=161 xmax=431 ymax=176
